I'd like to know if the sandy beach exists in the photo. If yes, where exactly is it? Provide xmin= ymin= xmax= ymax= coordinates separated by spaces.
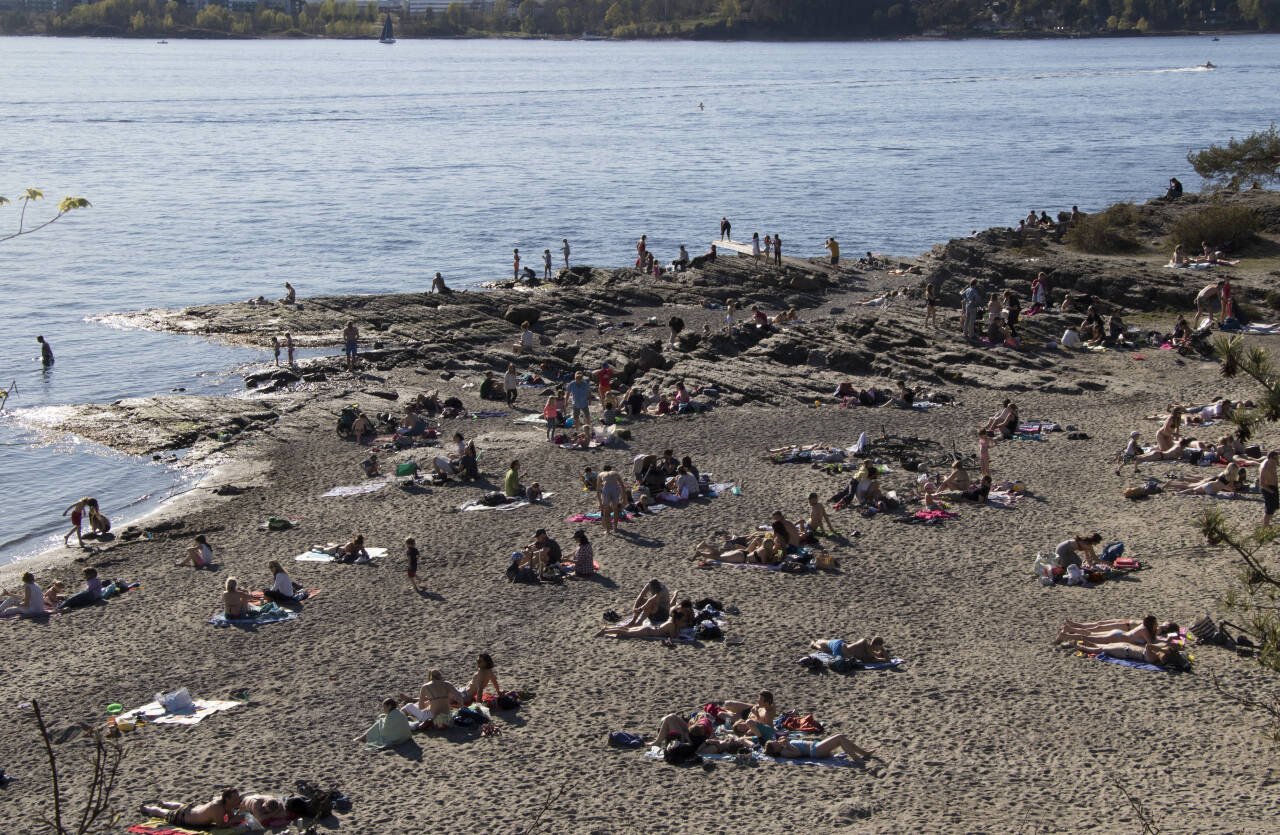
xmin=3 ymin=194 xmax=1280 ymax=833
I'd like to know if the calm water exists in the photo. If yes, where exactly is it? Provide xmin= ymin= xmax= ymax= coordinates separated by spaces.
xmin=1 ymin=34 xmax=1275 ymax=562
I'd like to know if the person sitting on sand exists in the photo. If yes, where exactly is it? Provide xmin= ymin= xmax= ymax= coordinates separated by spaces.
xmin=623 ymin=384 xmax=646 ymax=417
xmin=141 ymin=789 xmax=245 ymax=830
xmin=433 ymin=431 xmax=467 ymax=476
xmin=769 ymin=510 xmax=802 ymax=549
xmin=514 ymin=321 xmax=536 ymax=354
xmin=400 ymin=669 xmax=467 ymax=729
xmin=56 ymin=567 xmax=103 ymax=611
xmin=801 ymin=492 xmax=833 ymax=536
xmin=810 ymin=636 xmax=890 ymax=663
xmin=570 ymin=529 xmax=594 ymax=577
xmin=466 ymin=653 xmax=502 ymax=703
xmin=504 ymin=460 xmax=524 ymax=498
xmin=962 ymin=475 xmax=992 ymax=503
xmin=519 ymin=528 xmax=562 ymax=576
xmin=982 ymin=400 xmax=1013 ymax=437
xmin=851 ymin=462 xmax=882 ymax=507
xmin=266 ymin=560 xmax=303 ymax=603
xmin=1055 ymin=533 xmax=1102 ymax=569
xmin=1075 ymin=641 xmax=1188 ymax=669
xmin=175 ymin=534 xmax=213 ymax=568
xmin=222 ymin=577 xmax=253 ymax=619
xmin=764 ymin=734 xmax=879 ymax=761
xmin=361 ymin=452 xmax=380 ymax=478
xmin=596 ymin=598 xmax=694 ymax=639
xmin=937 ymin=460 xmax=971 ymax=492
xmin=1056 ymin=615 xmax=1163 ymax=646
xmin=660 ymin=467 xmax=699 ymax=502
xmin=394 ymin=409 xmax=427 ymax=438
xmin=281 ymin=282 xmax=296 ymax=304
xmin=620 ymin=579 xmax=671 ymax=626
xmin=414 ymin=391 xmax=442 ymax=414
xmin=721 ymin=690 xmax=778 ymax=726
xmin=0 ymin=572 xmax=52 ymax=618
xmin=359 ymin=698 xmax=413 ymax=747
xmin=890 ymin=380 xmax=916 ymax=409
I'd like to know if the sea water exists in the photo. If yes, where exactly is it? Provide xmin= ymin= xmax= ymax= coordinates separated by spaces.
xmin=1 ymin=34 xmax=1276 ymax=563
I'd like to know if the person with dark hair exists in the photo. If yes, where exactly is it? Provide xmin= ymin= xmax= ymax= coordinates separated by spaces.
xmin=466 ymin=653 xmax=501 ymax=702
xmin=36 ymin=335 xmax=54 ymax=366
xmin=596 ymin=598 xmax=694 ymax=639
xmin=620 ymin=579 xmax=670 ymax=627
xmin=764 ymin=734 xmax=878 ymax=761
xmin=1166 ymin=177 xmax=1183 ymax=199
xmin=1054 ymin=533 xmax=1103 ymax=569
xmin=142 ymin=789 xmax=245 ymax=829
xmin=719 ymin=216 xmax=731 ymax=240
xmin=1056 ymin=615 xmax=1163 ymax=646
xmin=56 ymin=567 xmax=102 ymax=611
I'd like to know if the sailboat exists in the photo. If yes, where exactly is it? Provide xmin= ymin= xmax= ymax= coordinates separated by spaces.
xmin=379 ymin=13 xmax=395 ymax=44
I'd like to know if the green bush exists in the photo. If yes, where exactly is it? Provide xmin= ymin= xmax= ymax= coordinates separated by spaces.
xmin=1065 ymin=202 xmax=1141 ymax=254
xmin=1168 ymin=205 xmax=1260 ymax=252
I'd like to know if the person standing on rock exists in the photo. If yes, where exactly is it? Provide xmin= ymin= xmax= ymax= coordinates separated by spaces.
xmin=285 ymin=332 xmax=295 ymax=366
xmin=636 ymin=234 xmax=647 ymax=267
xmin=271 ymin=335 xmax=280 ymax=367
xmin=773 ymin=234 xmax=782 ymax=266
xmin=36 ymin=335 xmax=54 ymax=367
xmin=513 ymin=248 xmax=521 ymax=282
xmin=562 ymin=238 xmax=571 ymax=268
xmin=825 ymin=237 xmax=840 ymax=266
xmin=543 ymin=249 xmax=552 ymax=280
xmin=343 ymin=320 xmax=359 ymax=372
xmin=752 ymin=232 xmax=762 ymax=264
xmin=1261 ymin=450 xmax=1278 ymax=528
xmin=720 ymin=217 xmax=731 ymax=240
xmin=961 ymin=279 xmax=980 ymax=340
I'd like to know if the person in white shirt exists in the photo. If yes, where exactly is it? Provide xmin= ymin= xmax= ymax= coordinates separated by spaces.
xmin=266 ymin=560 xmax=301 ymax=602
xmin=176 ymin=534 xmax=213 ymax=568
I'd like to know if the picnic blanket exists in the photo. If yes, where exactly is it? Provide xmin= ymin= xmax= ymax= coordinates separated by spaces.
xmin=128 ymin=821 xmax=249 ymax=835
xmin=207 ymin=602 xmax=298 ymax=627
xmin=987 ymin=489 xmax=1021 ymax=508
xmin=459 ymin=492 xmax=554 ymax=512
xmin=321 ymin=479 xmax=389 ymax=498
xmin=117 ymin=698 xmax=242 ymax=727
xmin=294 ymin=546 xmax=389 ymax=562
xmin=1018 ymin=421 xmax=1059 ymax=434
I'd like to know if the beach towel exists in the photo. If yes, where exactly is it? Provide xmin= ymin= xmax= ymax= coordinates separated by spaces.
xmin=708 ymin=482 xmax=735 ymax=496
xmin=117 ymin=698 xmax=242 ymax=727
xmin=321 ymin=480 xmax=389 ymax=498
xmin=127 ymin=820 xmax=249 ymax=835
xmin=799 ymin=652 xmax=905 ymax=671
xmin=514 ymin=413 xmax=548 ymax=424
xmin=642 ymin=745 xmax=859 ymax=768
xmin=699 ymin=559 xmax=781 ymax=571
xmin=1089 ymin=651 xmax=1181 ymax=673
xmin=294 ymin=547 xmax=388 ymax=562
xmin=1165 ymin=261 xmax=1213 ymax=270
xmin=207 ymin=603 xmax=298 ymax=627
xmin=364 ymin=708 xmax=413 ymax=749
xmin=914 ymin=509 xmax=957 ymax=521
xmin=986 ymin=490 xmax=1021 ymax=508
xmin=1241 ymin=323 xmax=1280 ymax=334
xmin=565 ymin=511 xmax=637 ymax=524
xmin=1018 ymin=421 xmax=1059 ymax=434
xmin=911 ymin=401 xmax=943 ymax=410
xmin=459 ymin=492 xmax=554 ymax=512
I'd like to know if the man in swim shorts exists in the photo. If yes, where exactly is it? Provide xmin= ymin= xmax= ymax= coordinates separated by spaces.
xmin=142 ymin=789 xmax=244 ymax=829
xmin=1262 ymin=450 xmax=1279 ymax=528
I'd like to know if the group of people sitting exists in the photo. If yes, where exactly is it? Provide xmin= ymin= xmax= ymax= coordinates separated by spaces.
xmin=1060 ymin=302 xmax=1128 ymax=349
xmin=355 ymin=653 xmax=512 ymax=748
xmin=0 ymin=566 xmax=132 ymax=617
xmin=654 ymin=689 xmax=879 ymax=763
xmin=1054 ymin=614 xmax=1188 ymax=670
xmin=832 ymin=380 xmax=918 ymax=409
xmin=510 ymin=527 xmax=593 ymax=579
xmin=219 ymin=561 xmax=309 ymax=619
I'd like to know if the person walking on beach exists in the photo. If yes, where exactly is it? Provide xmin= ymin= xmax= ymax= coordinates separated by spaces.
xmin=285 ymin=332 xmax=295 ymax=366
xmin=562 ymin=237 xmax=571 ymax=268
xmin=825 ymin=237 xmax=840 ymax=266
xmin=343 ymin=320 xmax=359 ymax=372
xmin=543 ymin=248 xmax=552 ymax=280
xmin=271 ymin=335 xmax=280 ymax=367
xmin=36 ymin=335 xmax=54 ymax=366
xmin=720 ymin=217 xmax=731 ymax=240
xmin=513 ymin=248 xmax=521 ymax=282
xmin=405 ymin=536 xmax=421 ymax=592
xmin=773 ymin=234 xmax=782 ymax=266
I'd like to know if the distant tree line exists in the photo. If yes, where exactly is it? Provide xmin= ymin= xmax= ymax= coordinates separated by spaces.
xmin=1 ymin=0 xmax=1276 ymax=38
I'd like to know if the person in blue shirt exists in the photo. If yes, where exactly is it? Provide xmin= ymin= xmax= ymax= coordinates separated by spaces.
xmin=566 ymin=371 xmax=593 ymax=429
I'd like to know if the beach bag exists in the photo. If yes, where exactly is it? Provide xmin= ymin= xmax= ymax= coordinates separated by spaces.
xmin=480 ymin=491 xmax=508 ymax=507
xmin=267 ymin=516 xmax=294 ymax=531
xmin=609 ymin=731 xmax=645 ymax=748
xmin=395 ymin=462 xmax=418 ymax=478
xmin=495 ymin=691 xmax=520 ymax=711
xmin=815 ymin=553 xmax=839 ymax=570
xmin=1064 ymin=564 xmax=1084 ymax=586
xmin=778 ymin=558 xmax=807 ymax=573
xmin=1101 ymin=542 xmax=1124 ymax=561
xmin=155 ymin=687 xmax=193 ymax=714
xmin=696 ymin=622 xmax=723 ymax=641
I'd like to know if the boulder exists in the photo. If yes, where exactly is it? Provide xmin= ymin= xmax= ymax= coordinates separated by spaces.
xmin=789 ymin=274 xmax=825 ymax=292
xmin=505 ymin=305 xmax=540 ymax=326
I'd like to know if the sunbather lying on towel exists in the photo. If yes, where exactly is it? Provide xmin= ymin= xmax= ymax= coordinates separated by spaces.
xmin=316 ymin=534 xmax=371 ymax=563
xmin=1056 ymin=615 xmax=1165 ymax=646
xmin=711 ymin=531 xmax=779 ymax=565
xmin=810 ymin=637 xmax=890 ymax=663
xmin=141 ymin=788 xmax=245 ymax=829
xmin=719 ymin=690 xmax=777 ymax=726
xmin=1079 ymin=641 xmax=1187 ymax=669
xmin=1135 ymin=438 xmax=1193 ymax=462
xmin=398 ymin=669 xmax=467 ymax=729
xmin=596 ymin=599 xmax=693 ymax=639
xmin=763 ymin=733 xmax=878 ymax=761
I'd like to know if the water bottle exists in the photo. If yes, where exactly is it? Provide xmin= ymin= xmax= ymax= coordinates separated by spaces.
xmin=731 ymin=486 xmax=741 ymax=496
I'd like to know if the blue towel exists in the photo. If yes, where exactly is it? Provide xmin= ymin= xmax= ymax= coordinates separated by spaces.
xmin=1094 ymin=652 xmax=1177 ymax=673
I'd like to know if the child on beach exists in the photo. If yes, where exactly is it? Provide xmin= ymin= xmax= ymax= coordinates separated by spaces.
xmin=405 ymin=537 xmax=420 ymax=591
xmin=802 ymin=492 xmax=833 ymax=536
xmin=285 ymin=332 xmax=295 ymax=366
xmin=978 ymin=429 xmax=992 ymax=478
xmin=176 ymin=534 xmax=213 ymax=568
xmin=271 ymin=335 xmax=280 ymax=366
xmin=62 ymin=497 xmax=95 ymax=547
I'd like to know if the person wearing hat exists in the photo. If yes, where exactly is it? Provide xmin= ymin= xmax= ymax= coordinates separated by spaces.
xmin=521 ymin=529 xmax=562 ymax=577
xmin=571 ymin=530 xmax=594 ymax=577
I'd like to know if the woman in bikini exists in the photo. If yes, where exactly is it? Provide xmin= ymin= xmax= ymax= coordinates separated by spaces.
xmin=1056 ymin=615 xmax=1161 ymax=646
xmin=596 ymin=599 xmax=693 ymax=639
xmin=222 ymin=577 xmax=253 ymax=618
xmin=764 ymin=733 xmax=878 ymax=761
xmin=466 ymin=653 xmax=501 ymax=702
xmin=810 ymin=636 xmax=890 ymax=663
xmin=937 ymin=460 xmax=971 ymax=492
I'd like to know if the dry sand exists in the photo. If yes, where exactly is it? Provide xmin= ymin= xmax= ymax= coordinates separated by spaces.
xmin=3 ymin=245 xmax=1280 ymax=833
